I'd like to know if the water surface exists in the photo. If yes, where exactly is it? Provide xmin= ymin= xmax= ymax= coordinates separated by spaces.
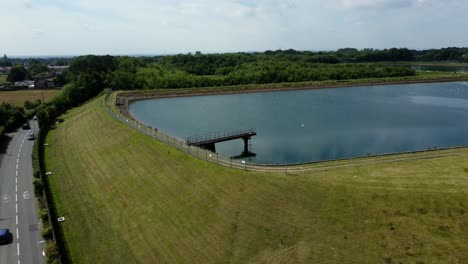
xmin=130 ymin=82 xmax=468 ymax=164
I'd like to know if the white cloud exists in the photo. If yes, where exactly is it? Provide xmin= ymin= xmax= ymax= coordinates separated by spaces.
xmin=339 ymin=0 xmax=422 ymax=9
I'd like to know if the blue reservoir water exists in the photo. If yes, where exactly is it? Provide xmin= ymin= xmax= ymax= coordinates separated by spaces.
xmin=129 ymin=82 xmax=468 ymax=164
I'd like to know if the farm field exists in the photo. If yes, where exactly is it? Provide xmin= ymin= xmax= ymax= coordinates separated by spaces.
xmin=45 ymin=95 xmax=468 ymax=263
xmin=0 ymin=90 xmax=60 ymax=106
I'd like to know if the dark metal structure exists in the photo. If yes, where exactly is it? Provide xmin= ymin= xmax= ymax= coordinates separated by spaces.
xmin=186 ymin=129 xmax=257 ymax=153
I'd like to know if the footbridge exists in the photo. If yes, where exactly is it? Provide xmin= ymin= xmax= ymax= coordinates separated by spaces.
xmin=186 ymin=129 xmax=257 ymax=153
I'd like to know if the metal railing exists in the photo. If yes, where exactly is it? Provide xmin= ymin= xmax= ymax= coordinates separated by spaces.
xmin=104 ymin=91 xmax=262 ymax=171
xmin=186 ymin=129 xmax=256 ymax=145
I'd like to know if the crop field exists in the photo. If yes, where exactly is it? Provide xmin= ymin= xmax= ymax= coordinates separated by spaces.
xmin=0 ymin=90 xmax=60 ymax=106
xmin=45 ymin=95 xmax=468 ymax=263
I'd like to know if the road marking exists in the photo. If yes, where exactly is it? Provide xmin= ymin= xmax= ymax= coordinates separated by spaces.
xmin=42 ymin=251 xmax=45 ymax=257
xmin=23 ymin=191 xmax=30 ymax=200
xmin=37 ymin=240 xmax=45 ymax=244
xmin=3 ymin=194 xmax=9 ymax=203
xmin=15 ymin=133 xmax=28 ymax=264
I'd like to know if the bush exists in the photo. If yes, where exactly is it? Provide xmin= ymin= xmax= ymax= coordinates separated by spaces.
xmin=45 ymin=241 xmax=60 ymax=264
xmin=42 ymin=226 xmax=53 ymax=240
xmin=40 ymin=209 xmax=49 ymax=222
xmin=33 ymin=178 xmax=44 ymax=197
xmin=24 ymin=99 xmax=42 ymax=110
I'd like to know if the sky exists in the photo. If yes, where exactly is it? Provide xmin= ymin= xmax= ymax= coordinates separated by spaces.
xmin=0 ymin=0 xmax=467 ymax=56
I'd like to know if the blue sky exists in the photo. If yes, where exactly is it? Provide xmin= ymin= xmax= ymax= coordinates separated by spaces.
xmin=1 ymin=0 xmax=467 ymax=56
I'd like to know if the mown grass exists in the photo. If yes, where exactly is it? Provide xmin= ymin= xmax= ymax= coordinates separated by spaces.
xmin=45 ymin=95 xmax=468 ymax=263
xmin=0 ymin=90 xmax=60 ymax=106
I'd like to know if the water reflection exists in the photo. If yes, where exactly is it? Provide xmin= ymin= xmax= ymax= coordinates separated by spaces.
xmin=130 ymin=82 xmax=468 ymax=164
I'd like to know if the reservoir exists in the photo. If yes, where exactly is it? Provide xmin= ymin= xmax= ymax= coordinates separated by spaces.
xmin=129 ymin=81 xmax=468 ymax=164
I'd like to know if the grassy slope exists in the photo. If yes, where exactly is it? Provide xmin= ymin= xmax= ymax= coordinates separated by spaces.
xmin=0 ymin=75 xmax=6 ymax=83
xmin=45 ymin=96 xmax=468 ymax=264
xmin=0 ymin=90 xmax=60 ymax=106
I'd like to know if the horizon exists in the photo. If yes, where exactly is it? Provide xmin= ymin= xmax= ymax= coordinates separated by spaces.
xmin=5 ymin=46 xmax=468 ymax=59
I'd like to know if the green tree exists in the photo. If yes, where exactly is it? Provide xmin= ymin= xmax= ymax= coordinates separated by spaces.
xmin=6 ymin=65 xmax=30 ymax=83
xmin=0 ymin=54 xmax=12 ymax=67
xmin=28 ymin=59 xmax=49 ymax=77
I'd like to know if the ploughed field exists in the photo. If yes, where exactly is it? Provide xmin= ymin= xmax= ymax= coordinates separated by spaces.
xmin=0 ymin=90 xmax=60 ymax=106
xmin=45 ymin=95 xmax=468 ymax=263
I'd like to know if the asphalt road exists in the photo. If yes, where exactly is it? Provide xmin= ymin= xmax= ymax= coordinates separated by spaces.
xmin=0 ymin=121 xmax=45 ymax=264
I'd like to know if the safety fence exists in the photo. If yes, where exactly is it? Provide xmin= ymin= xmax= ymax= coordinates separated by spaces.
xmin=104 ymin=91 xmax=468 ymax=173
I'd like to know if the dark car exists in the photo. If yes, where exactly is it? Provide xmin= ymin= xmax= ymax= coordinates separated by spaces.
xmin=0 ymin=229 xmax=12 ymax=244
xmin=22 ymin=123 xmax=30 ymax=130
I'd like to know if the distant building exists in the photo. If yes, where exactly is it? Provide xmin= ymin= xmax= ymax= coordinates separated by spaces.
xmin=14 ymin=80 xmax=35 ymax=88
xmin=34 ymin=79 xmax=55 ymax=89
xmin=34 ymin=79 xmax=47 ymax=89
xmin=48 ymin=65 xmax=69 ymax=77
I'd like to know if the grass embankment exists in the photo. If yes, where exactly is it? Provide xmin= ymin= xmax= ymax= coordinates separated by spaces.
xmin=0 ymin=75 xmax=6 ymax=83
xmin=0 ymin=90 xmax=60 ymax=106
xmin=119 ymin=71 xmax=468 ymax=100
xmin=45 ymin=95 xmax=468 ymax=263
xmin=387 ymin=62 xmax=468 ymax=67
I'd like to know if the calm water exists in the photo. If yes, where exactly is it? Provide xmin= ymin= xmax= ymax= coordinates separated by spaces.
xmin=410 ymin=65 xmax=468 ymax=73
xmin=129 ymin=82 xmax=468 ymax=164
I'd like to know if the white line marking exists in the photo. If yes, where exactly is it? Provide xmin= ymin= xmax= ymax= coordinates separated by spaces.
xmin=42 ymin=251 xmax=45 ymax=257
xmin=22 ymin=191 xmax=30 ymax=200
xmin=14 ymin=133 xmax=28 ymax=264
xmin=37 ymin=240 xmax=45 ymax=244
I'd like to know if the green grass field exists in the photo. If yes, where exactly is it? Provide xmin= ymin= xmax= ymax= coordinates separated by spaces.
xmin=0 ymin=75 xmax=6 ymax=83
xmin=0 ymin=90 xmax=60 ymax=106
xmin=45 ymin=95 xmax=468 ymax=263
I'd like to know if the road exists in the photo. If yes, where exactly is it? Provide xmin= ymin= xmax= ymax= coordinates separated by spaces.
xmin=0 ymin=121 xmax=45 ymax=264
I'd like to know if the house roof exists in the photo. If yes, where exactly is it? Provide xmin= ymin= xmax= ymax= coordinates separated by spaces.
xmin=14 ymin=80 xmax=35 ymax=86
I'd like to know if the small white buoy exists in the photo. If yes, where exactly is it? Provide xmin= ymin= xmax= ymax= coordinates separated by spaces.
xmin=301 ymin=124 xmax=305 ymax=127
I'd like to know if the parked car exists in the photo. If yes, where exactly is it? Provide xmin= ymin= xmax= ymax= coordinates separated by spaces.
xmin=22 ymin=123 xmax=30 ymax=130
xmin=0 ymin=229 xmax=12 ymax=245
xmin=27 ymin=133 xmax=35 ymax=140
